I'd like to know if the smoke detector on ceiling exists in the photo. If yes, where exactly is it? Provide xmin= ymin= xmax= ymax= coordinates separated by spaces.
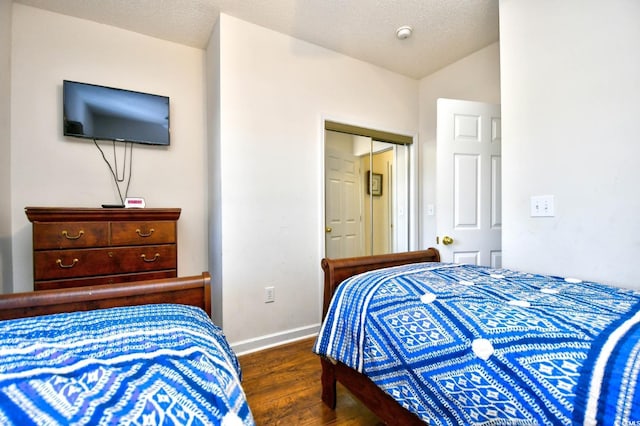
xmin=396 ymin=26 xmax=413 ymax=40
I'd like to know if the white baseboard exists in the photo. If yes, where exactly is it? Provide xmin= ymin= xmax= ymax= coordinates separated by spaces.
xmin=231 ymin=323 xmax=320 ymax=356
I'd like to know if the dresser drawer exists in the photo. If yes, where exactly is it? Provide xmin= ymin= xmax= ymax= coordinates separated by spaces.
xmin=110 ymin=245 xmax=177 ymax=273
xmin=33 ymin=222 xmax=109 ymax=249
xmin=111 ymin=221 xmax=176 ymax=245
xmin=35 ymin=271 xmax=176 ymax=290
xmin=34 ymin=245 xmax=177 ymax=280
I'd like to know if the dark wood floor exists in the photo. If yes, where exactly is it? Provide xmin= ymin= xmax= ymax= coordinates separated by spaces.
xmin=238 ymin=337 xmax=384 ymax=425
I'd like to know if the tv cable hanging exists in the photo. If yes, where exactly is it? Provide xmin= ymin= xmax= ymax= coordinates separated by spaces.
xmin=93 ymin=139 xmax=133 ymax=207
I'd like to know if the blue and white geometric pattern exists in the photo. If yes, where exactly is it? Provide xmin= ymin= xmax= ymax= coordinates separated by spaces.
xmin=314 ymin=262 xmax=640 ymax=425
xmin=0 ymin=304 xmax=254 ymax=425
xmin=386 ymin=306 xmax=450 ymax=351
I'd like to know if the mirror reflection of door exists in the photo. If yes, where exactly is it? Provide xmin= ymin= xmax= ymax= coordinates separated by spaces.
xmin=324 ymin=124 xmax=412 ymax=259
xmin=325 ymin=137 xmax=361 ymax=259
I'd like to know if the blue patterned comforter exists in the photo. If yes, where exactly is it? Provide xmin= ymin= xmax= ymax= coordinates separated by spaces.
xmin=0 ymin=304 xmax=254 ymax=426
xmin=313 ymin=262 xmax=640 ymax=425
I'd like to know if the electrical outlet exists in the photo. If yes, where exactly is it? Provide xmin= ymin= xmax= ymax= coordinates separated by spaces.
xmin=264 ymin=286 xmax=275 ymax=303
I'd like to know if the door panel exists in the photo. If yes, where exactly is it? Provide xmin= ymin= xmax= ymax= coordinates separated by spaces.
xmin=454 ymin=154 xmax=479 ymax=228
xmin=453 ymin=251 xmax=480 ymax=265
xmin=491 ymin=155 xmax=502 ymax=228
xmin=491 ymin=251 xmax=502 ymax=269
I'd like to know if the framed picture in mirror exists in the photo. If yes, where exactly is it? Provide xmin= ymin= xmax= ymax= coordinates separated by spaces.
xmin=367 ymin=172 xmax=382 ymax=196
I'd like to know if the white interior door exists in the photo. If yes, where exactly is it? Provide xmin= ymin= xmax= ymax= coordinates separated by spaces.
xmin=436 ymin=98 xmax=502 ymax=267
xmin=325 ymin=149 xmax=362 ymax=258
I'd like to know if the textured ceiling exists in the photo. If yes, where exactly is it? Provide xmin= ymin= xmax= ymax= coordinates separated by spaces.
xmin=14 ymin=0 xmax=499 ymax=79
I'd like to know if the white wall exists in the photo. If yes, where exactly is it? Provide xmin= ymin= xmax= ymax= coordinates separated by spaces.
xmin=0 ymin=0 xmax=12 ymax=292
xmin=205 ymin=19 xmax=223 ymax=327
xmin=500 ymin=0 xmax=640 ymax=288
xmin=10 ymin=5 xmax=208 ymax=292
xmin=211 ymin=14 xmax=419 ymax=351
xmin=418 ymin=42 xmax=501 ymax=249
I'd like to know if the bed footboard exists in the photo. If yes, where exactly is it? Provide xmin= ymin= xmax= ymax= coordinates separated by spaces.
xmin=0 ymin=272 xmax=211 ymax=320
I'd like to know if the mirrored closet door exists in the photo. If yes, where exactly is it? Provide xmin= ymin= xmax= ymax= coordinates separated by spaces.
xmin=324 ymin=123 xmax=412 ymax=259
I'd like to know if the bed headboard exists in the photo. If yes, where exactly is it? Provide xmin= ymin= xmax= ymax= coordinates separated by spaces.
xmin=320 ymin=248 xmax=440 ymax=318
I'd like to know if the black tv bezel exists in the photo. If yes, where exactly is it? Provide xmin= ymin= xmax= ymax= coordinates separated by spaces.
xmin=63 ymin=80 xmax=170 ymax=146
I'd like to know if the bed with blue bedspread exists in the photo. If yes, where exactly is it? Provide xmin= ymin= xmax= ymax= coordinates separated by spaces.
xmin=314 ymin=251 xmax=640 ymax=425
xmin=0 ymin=274 xmax=254 ymax=426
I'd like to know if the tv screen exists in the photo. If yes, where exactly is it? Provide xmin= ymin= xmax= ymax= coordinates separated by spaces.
xmin=63 ymin=80 xmax=170 ymax=146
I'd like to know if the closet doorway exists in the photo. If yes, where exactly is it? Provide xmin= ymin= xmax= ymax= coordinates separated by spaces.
xmin=324 ymin=121 xmax=412 ymax=259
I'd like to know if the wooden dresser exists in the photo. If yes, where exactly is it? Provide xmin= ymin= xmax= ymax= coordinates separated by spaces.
xmin=25 ymin=207 xmax=181 ymax=291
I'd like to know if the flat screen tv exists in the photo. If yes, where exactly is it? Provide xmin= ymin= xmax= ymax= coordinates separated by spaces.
xmin=63 ymin=80 xmax=170 ymax=146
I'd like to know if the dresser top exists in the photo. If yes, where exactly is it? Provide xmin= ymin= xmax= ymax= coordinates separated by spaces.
xmin=25 ymin=207 xmax=181 ymax=222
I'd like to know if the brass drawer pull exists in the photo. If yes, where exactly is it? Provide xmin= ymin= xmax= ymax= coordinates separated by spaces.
xmin=141 ymin=253 xmax=160 ymax=263
xmin=56 ymin=258 xmax=79 ymax=268
xmin=136 ymin=228 xmax=155 ymax=238
xmin=61 ymin=230 xmax=84 ymax=240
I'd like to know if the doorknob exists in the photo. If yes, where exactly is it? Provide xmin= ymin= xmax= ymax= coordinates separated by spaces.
xmin=442 ymin=235 xmax=454 ymax=245
xmin=325 ymin=227 xmax=332 ymax=233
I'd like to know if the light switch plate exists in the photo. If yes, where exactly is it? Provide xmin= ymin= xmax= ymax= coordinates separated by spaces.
xmin=530 ymin=195 xmax=554 ymax=217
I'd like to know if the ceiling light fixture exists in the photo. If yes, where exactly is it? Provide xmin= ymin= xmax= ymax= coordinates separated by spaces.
xmin=396 ymin=25 xmax=413 ymax=40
